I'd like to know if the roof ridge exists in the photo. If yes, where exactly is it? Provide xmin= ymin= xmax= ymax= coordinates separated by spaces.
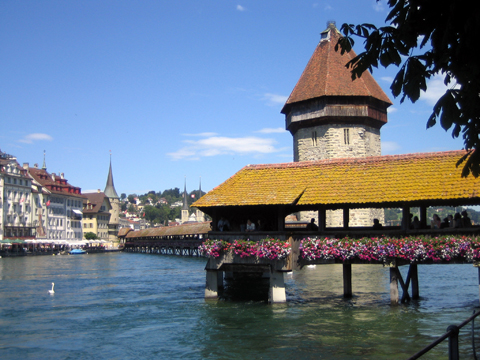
xmin=243 ymin=150 xmax=466 ymax=170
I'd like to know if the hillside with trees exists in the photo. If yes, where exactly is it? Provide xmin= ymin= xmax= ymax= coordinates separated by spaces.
xmin=120 ymin=188 xmax=207 ymax=226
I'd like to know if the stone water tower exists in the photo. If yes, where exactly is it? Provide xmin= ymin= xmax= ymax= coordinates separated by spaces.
xmin=281 ymin=21 xmax=392 ymax=227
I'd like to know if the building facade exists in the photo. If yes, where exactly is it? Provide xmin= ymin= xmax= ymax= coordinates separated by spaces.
xmin=27 ymin=163 xmax=85 ymax=241
xmin=281 ymin=22 xmax=392 ymax=227
xmin=0 ymin=151 xmax=35 ymax=240
xmin=83 ymin=191 xmax=112 ymax=240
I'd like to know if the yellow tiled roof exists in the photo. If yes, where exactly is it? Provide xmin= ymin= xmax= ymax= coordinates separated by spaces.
xmin=194 ymin=151 xmax=480 ymax=208
xmin=125 ymin=222 xmax=211 ymax=239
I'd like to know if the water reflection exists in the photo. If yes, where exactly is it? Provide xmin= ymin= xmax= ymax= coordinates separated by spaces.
xmin=0 ymin=254 xmax=479 ymax=359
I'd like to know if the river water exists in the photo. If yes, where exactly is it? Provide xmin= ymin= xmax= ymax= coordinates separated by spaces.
xmin=0 ymin=252 xmax=479 ymax=359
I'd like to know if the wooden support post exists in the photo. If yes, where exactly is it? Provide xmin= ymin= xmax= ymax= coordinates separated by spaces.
xmin=411 ymin=264 xmax=419 ymax=299
xmin=395 ymin=267 xmax=410 ymax=303
xmin=205 ymin=269 xmax=220 ymax=300
xmin=402 ymin=206 xmax=410 ymax=231
xmin=478 ymin=267 xmax=480 ymax=306
xmin=343 ymin=208 xmax=350 ymax=229
xmin=217 ymin=270 xmax=224 ymax=290
xmin=318 ymin=207 xmax=326 ymax=232
xmin=269 ymin=269 xmax=286 ymax=303
xmin=343 ymin=263 xmax=352 ymax=298
xmin=419 ymin=206 xmax=427 ymax=229
xmin=290 ymin=236 xmax=300 ymax=271
xmin=277 ymin=206 xmax=285 ymax=231
xmin=390 ymin=267 xmax=399 ymax=304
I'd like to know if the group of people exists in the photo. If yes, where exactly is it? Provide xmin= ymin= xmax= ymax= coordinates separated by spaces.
xmin=217 ymin=217 xmax=264 ymax=232
xmin=431 ymin=210 xmax=472 ymax=229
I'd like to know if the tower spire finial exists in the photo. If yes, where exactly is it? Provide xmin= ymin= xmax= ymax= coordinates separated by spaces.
xmin=42 ymin=150 xmax=47 ymax=170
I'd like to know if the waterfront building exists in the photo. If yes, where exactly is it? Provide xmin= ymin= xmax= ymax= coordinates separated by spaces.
xmin=82 ymin=191 xmax=112 ymax=240
xmin=0 ymin=150 xmax=35 ymax=240
xmin=103 ymin=156 xmax=120 ymax=242
xmin=27 ymin=161 xmax=85 ymax=241
xmin=281 ymin=21 xmax=392 ymax=227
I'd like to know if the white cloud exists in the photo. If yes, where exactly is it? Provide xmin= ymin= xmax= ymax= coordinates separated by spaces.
xmin=387 ymin=106 xmax=397 ymax=114
xmin=182 ymin=132 xmax=218 ymax=137
xmin=236 ymin=5 xmax=246 ymax=11
xmin=373 ymin=0 xmax=385 ymax=12
xmin=255 ymin=127 xmax=287 ymax=134
xmin=381 ymin=76 xmax=394 ymax=83
xmin=18 ymin=133 xmax=53 ymax=144
xmin=382 ymin=141 xmax=401 ymax=154
xmin=168 ymin=135 xmax=280 ymax=160
xmin=420 ymin=74 xmax=459 ymax=106
xmin=263 ymin=93 xmax=288 ymax=105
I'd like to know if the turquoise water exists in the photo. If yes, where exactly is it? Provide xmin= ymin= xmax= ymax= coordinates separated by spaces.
xmin=0 ymin=253 xmax=479 ymax=359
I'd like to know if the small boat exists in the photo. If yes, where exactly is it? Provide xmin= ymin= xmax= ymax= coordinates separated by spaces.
xmin=69 ymin=249 xmax=87 ymax=255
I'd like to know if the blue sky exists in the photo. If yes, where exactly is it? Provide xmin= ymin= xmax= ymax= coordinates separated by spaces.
xmin=0 ymin=1 xmax=464 ymax=196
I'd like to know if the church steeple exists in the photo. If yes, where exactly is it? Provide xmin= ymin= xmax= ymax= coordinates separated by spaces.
xmin=181 ymin=176 xmax=189 ymax=223
xmin=42 ymin=150 xmax=47 ymax=170
xmin=104 ymin=154 xmax=119 ymax=199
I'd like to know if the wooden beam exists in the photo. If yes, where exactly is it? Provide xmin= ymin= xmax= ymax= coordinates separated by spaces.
xmin=402 ymin=206 xmax=410 ymax=231
xmin=343 ymin=263 xmax=352 ymax=298
xmin=410 ymin=264 xmax=419 ymax=299
xmin=390 ymin=267 xmax=399 ymax=304
xmin=343 ymin=208 xmax=350 ymax=229
xmin=318 ymin=207 xmax=326 ymax=232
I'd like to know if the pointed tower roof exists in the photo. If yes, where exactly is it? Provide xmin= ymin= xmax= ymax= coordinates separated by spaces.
xmin=281 ymin=22 xmax=392 ymax=134
xmin=104 ymin=155 xmax=119 ymax=199
xmin=182 ymin=177 xmax=189 ymax=210
xmin=282 ymin=22 xmax=391 ymax=111
xmin=42 ymin=150 xmax=47 ymax=170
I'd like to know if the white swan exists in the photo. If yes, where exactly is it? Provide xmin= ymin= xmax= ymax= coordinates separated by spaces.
xmin=48 ymin=282 xmax=55 ymax=294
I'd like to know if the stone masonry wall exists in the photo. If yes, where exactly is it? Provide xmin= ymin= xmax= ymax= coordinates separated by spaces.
xmin=294 ymin=124 xmax=381 ymax=161
xmin=294 ymin=123 xmax=385 ymax=227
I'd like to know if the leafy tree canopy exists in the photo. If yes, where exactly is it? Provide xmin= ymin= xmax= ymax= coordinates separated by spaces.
xmin=84 ymin=232 xmax=98 ymax=240
xmin=336 ymin=0 xmax=480 ymax=176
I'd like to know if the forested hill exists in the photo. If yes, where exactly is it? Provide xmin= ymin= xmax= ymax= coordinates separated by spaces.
xmin=120 ymin=188 xmax=206 ymax=225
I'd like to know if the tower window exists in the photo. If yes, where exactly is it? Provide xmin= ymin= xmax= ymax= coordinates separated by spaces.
xmin=344 ymin=129 xmax=350 ymax=145
xmin=312 ymin=131 xmax=318 ymax=146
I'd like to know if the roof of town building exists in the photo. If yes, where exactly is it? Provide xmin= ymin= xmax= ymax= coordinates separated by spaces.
xmin=281 ymin=22 xmax=392 ymax=115
xmin=193 ymin=150 xmax=480 ymax=209
xmin=83 ymin=191 xmax=111 ymax=214
xmin=28 ymin=166 xmax=85 ymax=199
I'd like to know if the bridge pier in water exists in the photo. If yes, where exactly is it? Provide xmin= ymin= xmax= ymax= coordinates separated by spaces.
xmin=205 ymin=257 xmax=288 ymax=303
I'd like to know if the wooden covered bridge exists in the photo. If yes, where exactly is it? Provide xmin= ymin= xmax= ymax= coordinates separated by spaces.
xmin=120 ymin=222 xmax=211 ymax=256
xmin=193 ymin=150 xmax=480 ymax=303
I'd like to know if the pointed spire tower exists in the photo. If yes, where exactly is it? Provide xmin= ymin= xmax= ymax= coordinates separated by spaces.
xmin=42 ymin=150 xmax=47 ymax=170
xmin=181 ymin=177 xmax=190 ymax=224
xmin=195 ymin=177 xmax=205 ymax=222
xmin=104 ymin=155 xmax=119 ymax=199
xmin=282 ymin=21 xmax=391 ymax=227
xmin=281 ymin=21 xmax=392 ymax=162
xmin=104 ymin=154 xmax=120 ymax=243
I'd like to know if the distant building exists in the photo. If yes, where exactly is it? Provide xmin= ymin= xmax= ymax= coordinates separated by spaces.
xmin=0 ymin=150 xmax=35 ymax=240
xmin=82 ymin=191 xmax=112 ymax=240
xmin=27 ymin=157 xmax=85 ymax=241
